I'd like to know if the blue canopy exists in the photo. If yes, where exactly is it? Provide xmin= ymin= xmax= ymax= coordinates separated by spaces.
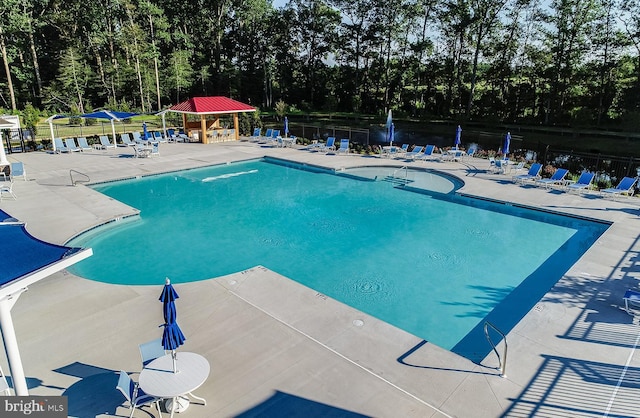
xmin=47 ymin=110 xmax=139 ymax=152
xmin=79 ymin=110 xmax=138 ymax=121
xmin=0 ymin=209 xmax=92 ymax=395
xmin=0 ymin=210 xmax=87 ymax=286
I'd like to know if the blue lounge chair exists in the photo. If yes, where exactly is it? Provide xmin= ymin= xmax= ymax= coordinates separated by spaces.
xmin=405 ymin=145 xmax=423 ymax=160
xmin=249 ymin=128 xmax=261 ymax=142
xmin=260 ymin=129 xmax=273 ymax=143
xmin=535 ymin=168 xmax=569 ymax=189
xmin=10 ymin=162 xmax=26 ymax=181
xmin=418 ymin=145 xmax=435 ymax=161
xmin=153 ymin=131 xmax=166 ymax=143
xmin=54 ymin=138 xmax=69 ymax=153
xmin=566 ymin=171 xmax=595 ymax=194
xmin=513 ymin=163 xmax=542 ymax=184
xmin=464 ymin=146 xmax=477 ymax=159
xmin=99 ymin=135 xmax=116 ymax=149
xmin=600 ymin=176 xmax=636 ymax=199
xmin=318 ymin=137 xmax=335 ymax=153
xmin=336 ymin=139 xmax=350 ymax=155
xmin=396 ymin=143 xmax=409 ymax=158
xmin=267 ymin=130 xmax=280 ymax=146
xmin=77 ymin=137 xmax=92 ymax=151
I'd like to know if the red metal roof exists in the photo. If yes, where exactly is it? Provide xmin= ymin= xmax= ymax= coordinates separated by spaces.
xmin=168 ymin=97 xmax=256 ymax=114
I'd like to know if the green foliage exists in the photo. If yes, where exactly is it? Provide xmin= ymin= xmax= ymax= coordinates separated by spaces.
xmin=21 ymin=104 xmax=40 ymax=136
xmin=2 ymin=0 xmax=640 ymax=139
xmin=275 ymin=100 xmax=287 ymax=118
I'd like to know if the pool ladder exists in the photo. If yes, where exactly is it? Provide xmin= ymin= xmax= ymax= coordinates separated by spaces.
xmin=384 ymin=166 xmax=410 ymax=186
xmin=484 ymin=321 xmax=508 ymax=377
xmin=70 ymin=169 xmax=90 ymax=186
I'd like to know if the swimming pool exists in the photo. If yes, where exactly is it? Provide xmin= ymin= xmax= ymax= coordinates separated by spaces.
xmin=69 ymin=158 xmax=608 ymax=361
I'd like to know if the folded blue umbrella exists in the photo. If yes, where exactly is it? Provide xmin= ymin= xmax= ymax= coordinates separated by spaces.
xmin=159 ymin=278 xmax=186 ymax=372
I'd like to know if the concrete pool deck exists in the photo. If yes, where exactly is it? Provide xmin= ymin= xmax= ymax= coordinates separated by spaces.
xmin=2 ymin=140 xmax=640 ymax=417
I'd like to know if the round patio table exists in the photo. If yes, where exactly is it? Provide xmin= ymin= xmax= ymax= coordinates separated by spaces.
xmin=139 ymin=352 xmax=209 ymax=417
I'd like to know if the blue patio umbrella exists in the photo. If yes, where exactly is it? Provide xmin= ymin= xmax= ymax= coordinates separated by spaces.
xmin=388 ymin=123 xmax=395 ymax=148
xmin=159 ymin=277 xmax=186 ymax=373
xmin=503 ymin=132 xmax=511 ymax=157
xmin=454 ymin=125 xmax=462 ymax=149
xmin=143 ymin=122 xmax=148 ymax=141
xmin=284 ymin=116 xmax=289 ymax=137
xmin=385 ymin=109 xmax=392 ymax=131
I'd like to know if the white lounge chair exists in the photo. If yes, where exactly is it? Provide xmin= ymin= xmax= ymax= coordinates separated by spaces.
xmin=600 ymin=177 xmax=636 ymax=199
xmin=54 ymin=138 xmax=69 ymax=153
xmin=121 ymin=133 xmax=136 ymax=147
xmin=77 ymin=137 xmax=92 ymax=151
xmin=0 ymin=181 xmax=16 ymax=201
xmin=99 ymin=135 xmax=116 ymax=149
xmin=65 ymin=138 xmax=82 ymax=152
xmin=150 ymin=141 xmax=160 ymax=156
xmin=0 ymin=365 xmax=11 ymax=395
xmin=10 ymin=162 xmax=26 ymax=181
xmin=624 ymin=289 xmax=640 ymax=315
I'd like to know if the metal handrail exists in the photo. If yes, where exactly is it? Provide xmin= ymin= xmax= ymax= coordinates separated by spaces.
xmin=484 ymin=321 xmax=508 ymax=377
xmin=391 ymin=166 xmax=408 ymax=184
xmin=70 ymin=169 xmax=90 ymax=186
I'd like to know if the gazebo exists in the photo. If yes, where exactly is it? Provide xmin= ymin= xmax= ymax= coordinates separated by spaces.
xmin=163 ymin=97 xmax=256 ymax=144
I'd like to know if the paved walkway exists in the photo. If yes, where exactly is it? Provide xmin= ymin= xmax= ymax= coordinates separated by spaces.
xmin=2 ymin=141 xmax=640 ymax=417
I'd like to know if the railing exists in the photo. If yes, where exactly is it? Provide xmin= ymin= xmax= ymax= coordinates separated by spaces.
xmin=70 ymin=169 xmax=90 ymax=186
xmin=484 ymin=321 xmax=508 ymax=377
xmin=391 ymin=166 xmax=408 ymax=185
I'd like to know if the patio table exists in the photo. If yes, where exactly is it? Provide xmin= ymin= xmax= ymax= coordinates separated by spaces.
xmin=139 ymin=352 xmax=209 ymax=417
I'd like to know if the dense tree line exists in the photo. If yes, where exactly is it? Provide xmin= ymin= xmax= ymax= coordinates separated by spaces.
xmin=2 ymin=0 xmax=640 ymax=129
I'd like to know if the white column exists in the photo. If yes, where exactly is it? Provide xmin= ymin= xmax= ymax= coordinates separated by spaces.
xmin=0 ymin=137 xmax=8 ymax=165
xmin=49 ymin=119 xmax=56 ymax=152
xmin=161 ymin=113 xmax=167 ymax=139
xmin=110 ymin=120 xmax=117 ymax=145
xmin=0 ymin=297 xmax=28 ymax=395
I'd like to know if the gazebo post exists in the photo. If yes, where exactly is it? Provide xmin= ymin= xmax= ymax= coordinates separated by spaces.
xmin=182 ymin=114 xmax=187 ymax=136
xmin=233 ymin=113 xmax=239 ymax=140
xmin=0 ymin=293 xmax=28 ymax=395
xmin=47 ymin=116 xmax=57 ymax=152
xmin=200 ymin=115 xmax=207 ymax=144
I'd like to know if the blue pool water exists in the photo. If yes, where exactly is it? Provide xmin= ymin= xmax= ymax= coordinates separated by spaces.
xmin=69 ymin=159 xmax=608 ymax=360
